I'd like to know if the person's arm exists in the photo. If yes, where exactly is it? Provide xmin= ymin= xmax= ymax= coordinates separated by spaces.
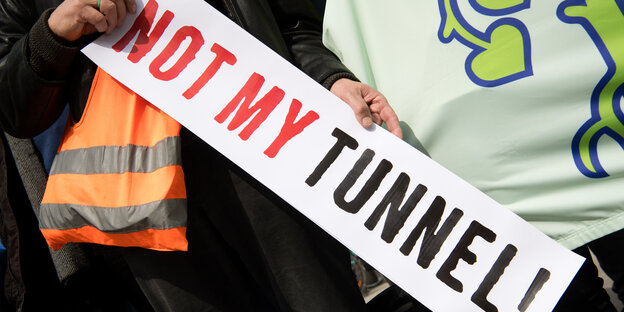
xmin=266 ymin=0 xmax=354 ymax=88
xmin=0 ymin=0 xmax=135 ymax=138
xmin=266 ymin=0 xmax=402 ymax=138
xmin=0 ymin=1 xmax=75 ymax=138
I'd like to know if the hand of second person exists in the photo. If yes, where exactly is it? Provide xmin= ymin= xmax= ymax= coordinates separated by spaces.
xmin=48 ymin=0 xmax=137 ymax=42
xmin=330 ymin=78 xmax=403 ymax=139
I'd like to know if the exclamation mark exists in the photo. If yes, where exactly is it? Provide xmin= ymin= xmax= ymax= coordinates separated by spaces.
xmin=517 ymin=268 xmax=551 ymax=312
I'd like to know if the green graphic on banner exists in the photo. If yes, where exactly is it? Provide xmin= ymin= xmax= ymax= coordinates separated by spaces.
xmin=558 ymin=0 xmax=624 ymax=178
xmin=437 ymin=0 xmax=532 ymax=86
xmin=472 ymin=0 xmax=525 ymax=11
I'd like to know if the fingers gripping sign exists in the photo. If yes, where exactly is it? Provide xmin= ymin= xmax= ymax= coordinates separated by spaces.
xmin=48 ymin=0 xmax=136 ymax=41
xmin=98 ymin=0 xmax=120 ymax=34
xmin=98 ymin=0 xmax=136 ymax=34
xmin=330 ymin=78 xmax=403 ymax=139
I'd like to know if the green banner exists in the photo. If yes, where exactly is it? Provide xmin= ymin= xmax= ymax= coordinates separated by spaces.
xmin=323 ymin=0 xmax=624 ymax=249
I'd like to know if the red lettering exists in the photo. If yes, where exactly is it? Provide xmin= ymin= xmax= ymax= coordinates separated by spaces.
xmin=149 ymin=26 xmax=205 ymax=81
xmin=112 ymin=0 xmax=174 ymax=63
xmin=214 ymin=73 xmax=284 ymax=140
xmin=264 ymin=99 xmax=319 ymax=158
xmin=183 ymin=43 xmax=237 ymax=99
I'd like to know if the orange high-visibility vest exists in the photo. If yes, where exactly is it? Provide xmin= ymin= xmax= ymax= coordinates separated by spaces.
xmin=40 ymin=68 xmax=188 ymax=251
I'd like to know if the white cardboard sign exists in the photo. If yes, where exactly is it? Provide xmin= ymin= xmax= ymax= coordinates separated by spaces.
xmin=82 ymin=0 xmax=584 ymax=311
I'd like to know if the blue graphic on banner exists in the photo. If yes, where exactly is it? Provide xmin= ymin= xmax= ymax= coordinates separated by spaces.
xmin=469 ymin=0 xmax=530 ymax=16
xmin=437 ymin=0 xmax=533 ymax=87
xmin=558 ymin=0 xmax=624 ymax=178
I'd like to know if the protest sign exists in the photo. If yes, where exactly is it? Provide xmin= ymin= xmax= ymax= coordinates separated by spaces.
xmin=82 ymin=0 xmax=584 ymax=311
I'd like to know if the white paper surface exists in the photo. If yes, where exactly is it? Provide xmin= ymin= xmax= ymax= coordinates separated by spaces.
xmin=82 ymin=0 xmax=584 ymax=311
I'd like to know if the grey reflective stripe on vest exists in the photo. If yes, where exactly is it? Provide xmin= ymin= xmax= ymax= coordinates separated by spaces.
xmin=50 ymin=136 xmax=181 ymax=175
xmin=39 ymin=198 xmax=187 ymax=233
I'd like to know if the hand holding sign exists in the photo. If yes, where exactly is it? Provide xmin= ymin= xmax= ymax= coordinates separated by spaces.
xmin=49 ymin=0 xmax=137 ymax=41
xmin=330 ymin=78 xmax=403 ymax=139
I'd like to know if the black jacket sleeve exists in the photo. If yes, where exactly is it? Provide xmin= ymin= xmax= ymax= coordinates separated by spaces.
xmin=266 ymin=0 xmax=358 ymax=88
xmin=0 ymin=0 xmax=77 ymax=138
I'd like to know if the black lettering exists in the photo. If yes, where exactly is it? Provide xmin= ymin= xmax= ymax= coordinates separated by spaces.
xmin=518 ymin=268 xmax=551 ymax=312
xmin=365 ymin=173 xmax=428 ymax=243
xmin=334 ymin=149 xmax=393 ymax=214
xmin=306 ymin=128 xmax=358 ymax=186
xmin=399 ymin=196 xmax=464 ymax=269
xmin=437 ymin=221 xmax=496 ymax=292
xmin=471 ymin=244 xmax=518 ymax=312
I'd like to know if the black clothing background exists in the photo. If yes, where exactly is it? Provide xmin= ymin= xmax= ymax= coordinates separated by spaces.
xmin=0 ymin=0 xmax=365 ymax=310
xmin=0 ymin=134 xmax=60 ymax=311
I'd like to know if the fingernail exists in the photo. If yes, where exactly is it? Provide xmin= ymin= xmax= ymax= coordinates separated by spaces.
xmin=363 ymin=117 xmax=373 ymax=127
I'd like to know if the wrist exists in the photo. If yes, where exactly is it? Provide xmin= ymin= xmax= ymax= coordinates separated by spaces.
xmin=323 ymin=72 xmax=359 ymax=90
xmin=29 ymin=9 xmax=80 ymax=79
